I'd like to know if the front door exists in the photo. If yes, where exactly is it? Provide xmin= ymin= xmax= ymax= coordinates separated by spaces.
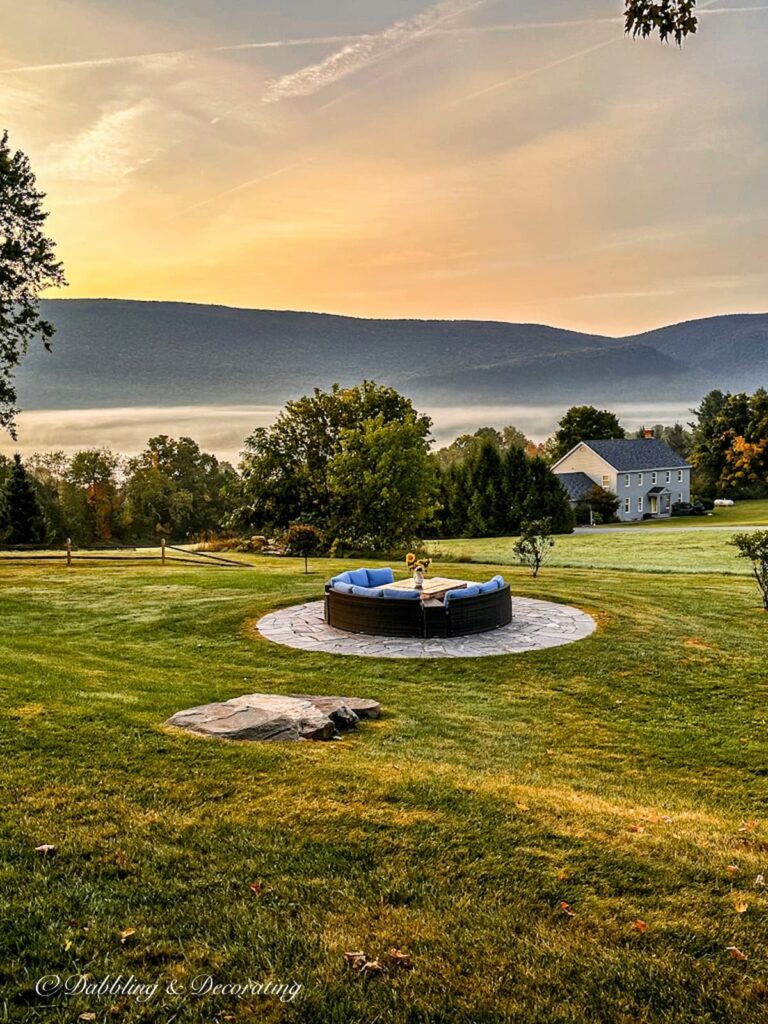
xmin=649 ymin=496 xmax=658 ymax=515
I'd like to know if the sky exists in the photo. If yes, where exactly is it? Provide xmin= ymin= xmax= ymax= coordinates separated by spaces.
xmin=2 ymin=0 xmax=768 ymax=337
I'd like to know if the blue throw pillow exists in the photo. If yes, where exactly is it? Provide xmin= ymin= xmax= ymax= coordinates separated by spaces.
xmin=366 ymin=567 xmax=395 ymax=587
xmin=330 ymin=571 xmax=353 ymax=586
xmin=348 ymin=569 xmax=370 ymax=587
xmin=350 ymin=584 xmax=384 ymax=598
xmin=445 ymin=585 xmax=480 ymax=603
xmin=491 ymin=574 xmax=505 ymax=588
xmin=381 ymin=588 xmax=421 ymax=600
xmin=477 ymin=580 xmax=498 ymax=595
xmin=331 ymin=581 xmax=354 ymax=594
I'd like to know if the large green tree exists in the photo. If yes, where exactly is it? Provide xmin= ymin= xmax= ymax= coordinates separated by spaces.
xmin=237 ymin=382 xmax=433 ymax=539
xmin=625 ymin=1 xmax=698 ymax=44
xmin=0 ymin=453 xmax=47 ymax=544
xmin=122 ymin=436 xmax=235 ymax=540
xmin=549 ymin=406 xmax=625 ymax=463
xmin=690 ymin=389 xmax=768 ymax=498
xmin=0 ymin=130 xmax=66 ymax=436
xmin=326 ymin=414 xmax=437 ymax=551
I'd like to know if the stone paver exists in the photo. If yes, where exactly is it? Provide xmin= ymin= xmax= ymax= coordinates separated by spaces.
xmin=256 ymin=597 xmax=596 ymax=660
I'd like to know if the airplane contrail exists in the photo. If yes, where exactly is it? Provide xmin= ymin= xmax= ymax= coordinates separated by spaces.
xmin=261 ymin=0 xmax=487 ymax=104
xmin=183 ymin=160 xmax=308 ymax=213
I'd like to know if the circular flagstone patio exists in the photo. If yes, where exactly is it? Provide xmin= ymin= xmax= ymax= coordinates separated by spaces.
xmin=257 ymin=596 xmax=596 ymax=659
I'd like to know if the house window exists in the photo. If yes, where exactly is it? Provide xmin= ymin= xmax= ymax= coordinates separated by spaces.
xmin=652 ymin=472 xmax=658 ymax=485
xmin=637 ymin=496 xmax=643 ymax=513
xmin=666 ymin=471 xmax=671 ymax=484
xmin=601 ymin=474 xmax=610 ymax=489
xmin=678 ymin=492 xmax=683 ymax=502
xmin=624 ymin=474 xmax=630 ymax=487
xmin=637 ymin=473 xmax=643 ymax=486
xmin=677 ymin=469 xmax=684 ymax=482
xmin=624 ymin=498 xmax=631 ymax=514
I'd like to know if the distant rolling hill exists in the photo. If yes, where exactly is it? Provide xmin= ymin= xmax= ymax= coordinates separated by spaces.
xmin=13 ymin=300 xmax=768 ymax=410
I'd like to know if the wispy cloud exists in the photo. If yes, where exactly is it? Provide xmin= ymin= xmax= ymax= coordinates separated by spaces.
xmin=261 ymin=0 xmax=486 ymax=104
xmin=183 ymin=160 xmax=307 ymax=213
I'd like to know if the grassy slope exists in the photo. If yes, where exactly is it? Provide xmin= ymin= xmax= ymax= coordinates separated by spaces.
xmin=618 ymin=499 xmax=768 ymax=529
xmin=429 ymin=530 xmax=753 ymax=575
xmin=1 ymin=551 xmax=767 ymax=1023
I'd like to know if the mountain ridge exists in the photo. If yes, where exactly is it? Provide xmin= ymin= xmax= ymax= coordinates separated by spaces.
xmin=13 ymin=299 xmax=767 ymax=411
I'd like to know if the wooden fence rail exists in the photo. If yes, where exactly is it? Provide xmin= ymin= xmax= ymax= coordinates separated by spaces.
xmin=0 ymin=538 xmax=253 ymax=569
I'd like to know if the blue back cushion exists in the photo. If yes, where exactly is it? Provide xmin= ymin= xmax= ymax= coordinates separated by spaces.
xmin=445 ymin=584 xmax=480 ymax=603
xmin=491 ymin=574 xmax=505 ymax=588
xmin=381 ymin=588 xmax=421 ymax=600
xmin=348 ymin=569 xmax=370 ymax=587
xmin=331 ymin=571 xmax=353 ymax=586
xmin=331 ymin=581 xmax=354 ymax=594
xmin=350 ymin=584 xmax=384 ymax=598
xmin=366 ymin=567 xmax=395 ymax=587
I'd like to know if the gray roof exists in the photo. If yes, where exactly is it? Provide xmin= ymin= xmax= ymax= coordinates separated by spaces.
xmin=556 ymin=472 xmax=596 ymax=502
xmin=583 ymin=438 xmax=690 ymax=471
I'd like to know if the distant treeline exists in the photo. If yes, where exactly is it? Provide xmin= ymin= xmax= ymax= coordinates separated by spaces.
xmin=1 ymin=385 xmax=766 ymax=549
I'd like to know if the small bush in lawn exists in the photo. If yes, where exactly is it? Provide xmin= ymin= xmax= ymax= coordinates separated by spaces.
xmin=732 ymin=530 xmax=768 ymax=609
xmin=514 ymin=518 xmax=554 ymax=578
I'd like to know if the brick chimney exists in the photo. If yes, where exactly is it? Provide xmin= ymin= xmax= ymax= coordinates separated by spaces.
xmin=643 ymin=427 xmax=654 ymax=439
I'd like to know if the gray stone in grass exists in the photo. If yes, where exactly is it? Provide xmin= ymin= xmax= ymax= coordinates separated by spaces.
xmin=165 ymin=693 xmax=336 ymax=742
xmin=289 ymin=694 xmax=381 ymax=724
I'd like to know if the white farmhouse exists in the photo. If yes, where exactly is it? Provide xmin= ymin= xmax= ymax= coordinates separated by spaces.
xmin=552 ymin=437 xmax=692 ymax=522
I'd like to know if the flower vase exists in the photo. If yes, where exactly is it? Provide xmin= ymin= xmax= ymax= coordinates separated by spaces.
xmin=413 ymin=566 xmax=425 ymax=590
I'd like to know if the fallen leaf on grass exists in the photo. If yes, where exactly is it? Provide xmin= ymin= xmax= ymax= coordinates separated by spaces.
xmin=726 ymin=865 xmax=740 ymax=876
xmin=755 ymin=874 xmax=765 ymax=888
xmin=631 ymin=920 xmax=647 ymax=932
xmin=627 ymin=824 xmax=645 ymax=834
xmin=546 ymin=749 xmax=556 ymax=757
xmin=556 ymin=870 xmax=568 ymax=882
xmin=387 ymin=948 xmax=413 ymax=970
xmin=344 ymin=951 xmax=368 ymax=971
xmin=78 ymin=1015 xmax=96 ymax=1022
xmin=119 ymin=929 xmax=135 ymax=944
xmin=727 ymin=946 xmax=748 ymax=961
xmin=360 ymin=959 xmax=386 ymax=978
xmin=35 ymin=844 xmax=56 ymax=856
xmin=735 ymin=901 xmax=748 ymax=914
xmin=249 ymin=882 xmax=262 ymax=894
xmin=738 ymin=821 xmax=759 ymax=834
xmin=560 ymin=901 xmax=576 ymax=917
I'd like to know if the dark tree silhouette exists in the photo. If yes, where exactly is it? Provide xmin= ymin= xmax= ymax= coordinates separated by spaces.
xmin=0 ymin=130 xmax=66 ymax=436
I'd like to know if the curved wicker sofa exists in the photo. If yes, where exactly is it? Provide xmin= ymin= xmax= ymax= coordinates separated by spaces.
xmin=325 ymin=568 xmax=513 ymax=638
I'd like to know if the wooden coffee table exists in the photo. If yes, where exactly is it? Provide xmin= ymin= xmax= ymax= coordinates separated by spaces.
xmin=387 ymin=576 xmax=468 ymax=601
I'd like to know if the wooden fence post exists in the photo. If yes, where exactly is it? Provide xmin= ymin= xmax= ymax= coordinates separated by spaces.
xmin=66 ymin=538 xmax=72 ymax=568
xmin=161 ymin=538 xmax=166 ymax=565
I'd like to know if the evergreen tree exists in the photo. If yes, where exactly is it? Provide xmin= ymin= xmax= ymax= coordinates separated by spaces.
xmin=466 ymin=441 xmax=506 ymax=537
xmin=523 ymin=458 xmax=574 ymax=535
xmin=1 ymin=453 xmax=47 ymax=544
xmin=501 ymin=444 xmax=531 ymax=534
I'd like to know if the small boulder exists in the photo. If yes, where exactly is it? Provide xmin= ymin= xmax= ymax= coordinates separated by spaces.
xmin=165 ymin=694 xmax=335 ymax=742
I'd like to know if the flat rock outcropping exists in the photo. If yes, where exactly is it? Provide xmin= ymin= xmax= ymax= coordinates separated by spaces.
xmin=165 ymin=693 xmax=380 ymax=742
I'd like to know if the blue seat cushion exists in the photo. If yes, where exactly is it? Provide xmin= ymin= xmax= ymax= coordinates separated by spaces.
xmin=330 ymin=571 xmax=353 ymax=586
xmin=331 ymin=581 xmax=354 ymax=594
xmin=350 ymin=584 xmax=384 ymax=598
xmin=381 ymin=588 xmax=421 ymax=600
xmin=366 ymin=567 xmax=395 ymax=587
xmin=347 ymin=568 xmax=371 ymax=587
xmin=445 ymin=584 xmax=480 ymax=603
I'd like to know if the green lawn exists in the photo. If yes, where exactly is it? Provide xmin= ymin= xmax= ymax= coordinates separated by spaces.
xmin=1 ymin=553 xmax=767 ymax=1023
xmin=429 ymin=529 xmax=754 ymax=575
xmin=616 ymin=498 xmax=768 ymax=529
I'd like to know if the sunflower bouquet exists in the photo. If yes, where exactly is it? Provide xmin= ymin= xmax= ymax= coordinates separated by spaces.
xmin=405 ymin=552 xmax=432 ymax=588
